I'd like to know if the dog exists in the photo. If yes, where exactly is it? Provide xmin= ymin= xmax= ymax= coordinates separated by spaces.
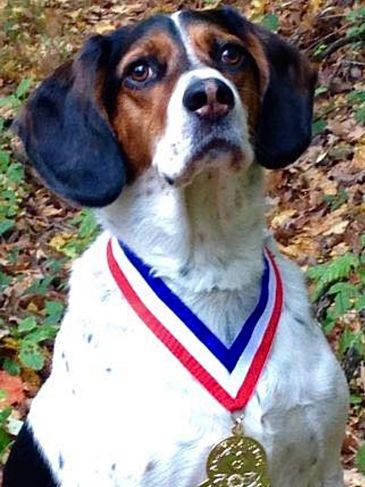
xmin=4 ymin=7 xmax=349 ymax=487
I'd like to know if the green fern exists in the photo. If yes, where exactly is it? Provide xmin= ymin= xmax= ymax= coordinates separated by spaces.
xmin=307 ymin=253 xmax=359 ymax=302
xmin=307 ymin=239 xmax=365 ymax=356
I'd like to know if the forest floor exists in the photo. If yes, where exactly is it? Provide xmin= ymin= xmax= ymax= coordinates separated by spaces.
xmin=0 ymin=0 xmax=364 ymax=485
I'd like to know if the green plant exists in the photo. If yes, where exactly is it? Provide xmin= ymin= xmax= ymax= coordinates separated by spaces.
xmin=313 ymin=42 xmax=327 ymax=58
xmin=315 ymin=85 xmax=329 ymax=97
xmin=60 ymin=210 xmax=100 ymax=258
xmin=201 ymin=0 xmax=220 ymax=5
xmin=346 ymin=6 xmax=365 ymax=38
xmin=3 ymin=302 xmax=64 ymax=374
xmin=0 ymin=78 xmax=32 ymax=110
xmin=312 ymin=119 xmax=327 ymax=136
xmin=312 ymin=4 xmax=365 ymax=61
xmin=323 ymin=188 xmax=348 ymax=212
xmin=0 ymin=397 xmax=23 ymax=459
xmin=0 ymin=78 xmax=96 ymax=376
xmin=357 ymin=443 xmax=365 ymax=475
xmin=347 ymin=90 xmax=365 ymax=125
xmin=0 ymin=402 xmax=12 ymax=456
xmin=307 ymin=239 xmax=365 ymax=356
xmin=0 ymin=78 xmax=32 ymax=236
xmin=0 ymin=272 xmax=12 ymax=293
xmin=260 ymin=13 xmax=279 ymax=33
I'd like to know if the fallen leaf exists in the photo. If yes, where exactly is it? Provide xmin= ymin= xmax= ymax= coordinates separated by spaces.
xmin=271 ymin=209 xmax=297 ymax=227
xmin=0 ymin=371 xmax=25 ymax=407
xmin=323 ymin=220 xmax=350 ymax=236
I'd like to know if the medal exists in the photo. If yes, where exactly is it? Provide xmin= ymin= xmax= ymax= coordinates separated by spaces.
xmin=199 ymin=418 xmax=270 ymax=487
xmin=107 ymin=238 xmax=282 ymax=487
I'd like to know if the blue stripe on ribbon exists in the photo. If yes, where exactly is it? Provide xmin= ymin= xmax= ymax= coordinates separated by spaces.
xmin=119 ymin=242 xmax=270 ymax=373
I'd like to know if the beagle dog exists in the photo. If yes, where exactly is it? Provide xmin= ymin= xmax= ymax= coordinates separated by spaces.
xmin=4 ymin=7 xmax=349 ymax=487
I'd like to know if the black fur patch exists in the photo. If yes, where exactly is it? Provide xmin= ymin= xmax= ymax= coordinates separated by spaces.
xmin=3 ymin=422 xmax=57 ymax=487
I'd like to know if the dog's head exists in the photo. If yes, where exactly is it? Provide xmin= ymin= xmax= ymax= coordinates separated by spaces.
xmin=15 ymin=7 xmax=316 ymax=207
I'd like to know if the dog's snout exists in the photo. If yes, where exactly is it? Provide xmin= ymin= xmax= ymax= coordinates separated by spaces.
xmin=183 ymin=78 xmax=234 ymax=120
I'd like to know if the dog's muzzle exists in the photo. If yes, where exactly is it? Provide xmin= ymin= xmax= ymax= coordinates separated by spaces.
xmin=152 ymin=69 xmax=251 ymax=186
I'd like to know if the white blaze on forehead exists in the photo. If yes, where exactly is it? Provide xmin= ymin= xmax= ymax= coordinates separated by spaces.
xmin=170 ymin=11 xmax=201 ymax=66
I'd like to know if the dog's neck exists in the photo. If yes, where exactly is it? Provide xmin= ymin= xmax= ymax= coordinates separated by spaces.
xmin=98 ymin=162 xmax=266 ymax=344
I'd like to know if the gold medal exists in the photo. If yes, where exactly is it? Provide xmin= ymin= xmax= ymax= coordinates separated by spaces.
xmin=198 ymin=418 xmax=270 ymax=487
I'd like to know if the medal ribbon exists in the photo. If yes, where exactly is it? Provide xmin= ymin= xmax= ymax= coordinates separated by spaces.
xmin=107 ymin=238 xmax=283 ymax=412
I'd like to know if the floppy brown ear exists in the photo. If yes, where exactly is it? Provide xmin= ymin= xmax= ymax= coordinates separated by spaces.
xmin=14 ymin=35 xmax=126 ymax=207
xmin=216 ymin=7 xmax=317 ymax=169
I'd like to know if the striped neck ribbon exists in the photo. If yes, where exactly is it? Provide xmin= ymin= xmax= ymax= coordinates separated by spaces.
xmin=107 ymin=238 xmax=283 ymax=412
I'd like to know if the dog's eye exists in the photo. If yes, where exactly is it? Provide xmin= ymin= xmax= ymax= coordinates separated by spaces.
xmin=220 ymin=45 xmax=244 ymax=66
xmin=129 ymin=62 xmax=153 ymax=83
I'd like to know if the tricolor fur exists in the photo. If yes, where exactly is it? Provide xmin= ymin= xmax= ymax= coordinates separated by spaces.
xmin=4 ymin=7 xmax=349 ymax=487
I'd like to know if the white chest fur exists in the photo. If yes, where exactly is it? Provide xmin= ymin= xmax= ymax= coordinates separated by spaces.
xmin=28 ymin=231 xmax=348 ymax=487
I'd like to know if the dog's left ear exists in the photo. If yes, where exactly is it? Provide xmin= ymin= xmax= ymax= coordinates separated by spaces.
xmin=253 ymin=25 xmax=317 ymax=169
xmin=218 ymin=7 xmax=317 ymax=169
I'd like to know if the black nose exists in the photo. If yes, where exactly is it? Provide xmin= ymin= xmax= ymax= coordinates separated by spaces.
xmin=183 ymin=78 xmax=235 ymax=120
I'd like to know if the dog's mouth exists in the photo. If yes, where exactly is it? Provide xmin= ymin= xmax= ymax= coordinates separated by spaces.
xmin=189 ymin=137 xmax=244 ymax=166
xmin=169 ymin=134 xmax=248 ymax=187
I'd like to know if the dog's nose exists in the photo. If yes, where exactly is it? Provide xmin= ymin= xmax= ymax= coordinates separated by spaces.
xmin=183 ymin=78 xmax=234 ymax=120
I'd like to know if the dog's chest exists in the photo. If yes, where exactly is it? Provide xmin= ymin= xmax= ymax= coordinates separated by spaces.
xmin=28 ymin=240 xmax=345 ymax=487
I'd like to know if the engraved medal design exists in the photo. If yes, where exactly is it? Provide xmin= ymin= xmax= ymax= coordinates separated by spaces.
xmin=199 ymin=419 xmax=270 ymax=487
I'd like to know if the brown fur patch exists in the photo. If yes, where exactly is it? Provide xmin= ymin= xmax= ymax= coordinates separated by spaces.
xmin=186 ymin=24 xmax=241 ymax=65
xmin=112 ymin=33 xmax=183 ymax=175
xmin=236 ymin=32 xmax=269 ymax=131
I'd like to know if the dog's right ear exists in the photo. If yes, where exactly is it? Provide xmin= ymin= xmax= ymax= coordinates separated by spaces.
xmin=14 ymin=35 xmax=126 ymax=207
xmin=210 ymin=7 xmax=317 ymax=170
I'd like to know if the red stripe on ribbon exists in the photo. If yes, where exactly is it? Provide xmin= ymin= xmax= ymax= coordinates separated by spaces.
xmin=107 ymin=240 xmax=283 ymax=412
